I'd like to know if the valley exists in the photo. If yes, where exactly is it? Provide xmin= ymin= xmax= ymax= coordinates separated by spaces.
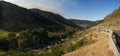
xmin=0 ymin=0 xmax=120 ymax=56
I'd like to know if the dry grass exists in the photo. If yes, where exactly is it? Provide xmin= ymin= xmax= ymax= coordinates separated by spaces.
xmin=110 ymin=25 xmax=120 ymax=30
xmin=64 ymin=9 xmax=120 ymax=56
xmin=64 ymin=28 xmax=113 ymax=56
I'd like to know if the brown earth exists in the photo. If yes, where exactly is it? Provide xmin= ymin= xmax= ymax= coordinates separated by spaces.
xmin=64 ymin=28 xmax=113 ymax=56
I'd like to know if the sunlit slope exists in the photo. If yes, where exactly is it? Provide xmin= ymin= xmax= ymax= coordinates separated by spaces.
xmin=64 ymin=7 xmax=120 ymax=56
xmin=64 ymin=27 xmax=113 ymax=56
xmin=99 ymin=8 xmax=120 ymax=29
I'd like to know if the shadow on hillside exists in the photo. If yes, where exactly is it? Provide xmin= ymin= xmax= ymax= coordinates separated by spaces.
xmin=0 ymin=1 xmax=3 ymax=28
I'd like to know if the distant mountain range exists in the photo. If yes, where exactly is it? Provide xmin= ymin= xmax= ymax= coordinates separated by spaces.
xmin=0 ymin=1 xmax=80 ymax=31
xmin=69 ymin=19 xmax=96 ymax=28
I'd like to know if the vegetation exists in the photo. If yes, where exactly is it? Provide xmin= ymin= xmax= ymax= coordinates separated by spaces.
xmin=99 ymin=7 xmax=120 ymax=28
xmin=67 ymin=37 xmax=88 ymax=52
xmin=0 ymin=1 xmax=79 ymax=31
xmin=0 ymin=26 xmax=80 ymax=55
xmin=0 ymin=1 xmax=99 ymax=56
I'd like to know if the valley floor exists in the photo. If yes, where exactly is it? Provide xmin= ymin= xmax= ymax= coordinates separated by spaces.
xmin=64 ymin=31 xmax=113 ymax=56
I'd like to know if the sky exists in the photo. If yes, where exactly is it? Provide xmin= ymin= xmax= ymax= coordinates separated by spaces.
xmin=4 ymin=0 xmax=120 ymax=21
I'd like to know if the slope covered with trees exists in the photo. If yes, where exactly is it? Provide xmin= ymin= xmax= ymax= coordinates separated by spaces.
xmin=0 ymin=1 xmax=81 ymax=54
xmin=0 ymin=1 xmax=80 ymax=31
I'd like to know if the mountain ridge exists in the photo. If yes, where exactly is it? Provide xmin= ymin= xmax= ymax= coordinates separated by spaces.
xmin=64 ymin=7 xmax=120 ymax=56
xmin=0 ymin=1 xmax=80 ymax=31
xmin=69 ymin=19 xmax=96 ymax=28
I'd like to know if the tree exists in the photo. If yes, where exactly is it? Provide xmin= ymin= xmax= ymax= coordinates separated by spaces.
xmin=7 ymin=32 xmax=16 ymax=39
xmin=7 ymin=32 xmax=17 ymax=49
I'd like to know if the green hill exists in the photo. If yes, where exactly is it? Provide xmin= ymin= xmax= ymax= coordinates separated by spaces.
xmin=30 ymin=9 xmax=79 ymax=28
xmin=0 ymin=1 xmax=81 ymax=53
xmin=0 ymin=1 xmax=79 ymax=31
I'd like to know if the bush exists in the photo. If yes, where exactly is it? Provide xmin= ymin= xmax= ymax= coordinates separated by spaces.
xmin=7 ymin=32 xmax=16 ymax=39
xmin=68 ymin=37 xmax=87 ymax=52
xmin=7 ymin=32 xmax=18 ymax=49
xmin=17 ymin=28 xmax=50 ymax=48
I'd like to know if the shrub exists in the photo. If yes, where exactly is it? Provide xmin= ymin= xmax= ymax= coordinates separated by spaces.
xmin=7 ymin=32 xmax=16 ymax=39
xmin=7 ymin=32 xmax=18 ymax=49
xmin=68 ymin=37 xmax=87 ymax=52
xmin=17 ymin=28 xmax=50 ymax=48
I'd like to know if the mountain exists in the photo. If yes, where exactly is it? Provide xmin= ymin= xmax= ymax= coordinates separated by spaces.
xmin=30 ymin=9 xmax=79 ymax=28
xmin=0 ymin=1 xmax=82 ymax=52
xmin=97 ymin=8 xmax=120 ymax=29
xmin=69 ymin=19 xmax=96 ymax=28
xmin=65 ymin=7 xmax=120 ymax=56
xmin=0 ymin=1 xmax=79 ymax=31
xmin=0 ymin=1 xmax=119 ymax=56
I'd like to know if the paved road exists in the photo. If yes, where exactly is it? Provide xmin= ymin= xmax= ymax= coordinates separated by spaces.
xmin=112 ymin=30 xmax=120 ymax=52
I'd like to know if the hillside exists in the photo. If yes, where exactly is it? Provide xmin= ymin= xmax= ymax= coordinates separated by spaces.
xmin=0 ymin=1 xmax=81 ymax=54
xmin=0 ymin=1 xmax=119 ymax=56
xmin=69 ymin=19 xmax=96 ymax=28
xmin=30 ymin=9 xmax=80 ymax=28
xmin=0 ymin=1 xmax=79 ymax=31
xmin=98 ymin=8 xmax=120 ymax=30
xmin=64 ymin=7 xmax=120 ymax=56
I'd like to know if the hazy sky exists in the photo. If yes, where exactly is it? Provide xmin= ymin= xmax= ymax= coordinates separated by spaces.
xmin=4 ymin=0 xmax=120 ymax=21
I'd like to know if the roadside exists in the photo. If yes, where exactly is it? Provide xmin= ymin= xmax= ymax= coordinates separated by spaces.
xmin=64 ymin=29 xmax=113 ymax=56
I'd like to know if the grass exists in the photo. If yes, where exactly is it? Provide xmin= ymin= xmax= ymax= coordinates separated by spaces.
xmin=0 ymin=29 xmax=9 ymax=37
xmin=64 ymin=25 xmax=114 ymax=56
